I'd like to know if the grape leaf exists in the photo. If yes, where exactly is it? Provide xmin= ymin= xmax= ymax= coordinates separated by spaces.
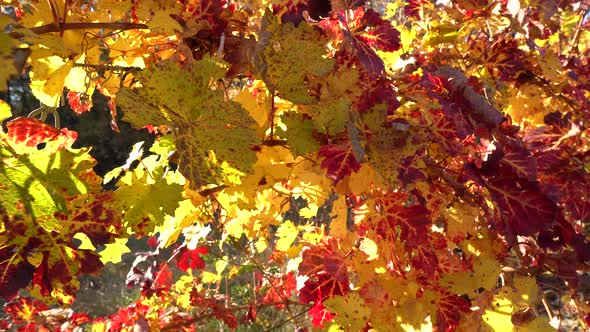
xmin=298 ymin=241 xmax=349 ymax=304
xmin=0 ymin=14 xmax=19 ymax=91
xmin=0 ymin=121 xmax=123 ymax=303
xmin=277 ymin=111 xmax=320 ymax=156
xmin=117 ymin=57 xmax=258 ymax=188
xmin=0 ymin=100 xmax=10 ymax=122
xmin=256 ymin=11 xmax=334 ymax=104
xmin=440 ymin=236 xmax=502 ymax=299
xmin=324 ymin=292 xmax=370 ymax=331
xmin=486 ymin=167 xmax=558 ymax=236
xmin=114 ymin=155 xmax=183 ymax=236
xmin=435 ymin=289 xmax=471 ymax=332
xmin=318 ymin=142 xmax=362 ymax=184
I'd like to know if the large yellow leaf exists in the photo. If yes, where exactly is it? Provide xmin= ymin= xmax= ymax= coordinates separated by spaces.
xmin=440 ymin=235 xmax=502 ymax=298
xmin=29 ymin=56 xmax=73 ymax=107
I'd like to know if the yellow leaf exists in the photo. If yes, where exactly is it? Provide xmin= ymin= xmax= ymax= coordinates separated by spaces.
xmin=299 ymin=203 xmax=319 ymax=218
xmin=346 ymin=163 xmax=386 ymax=193
xmin=91 ymin=321 xmax=107 ymax=332
xmin=99 ymin=238 xmax=131 ymax=264
xmin=0 ymin=99 xmax=11 ymax=122
xmin=275 ymin=220 xmax=298 ymax=251
xmin=234 ymin=84 xmax=269 ymax=129
xmin=440 ymin=235 xmax=502 ymax=298
xmin=27 ymin=251 xmax=44 ymax=268
xmin=73 ymin=232 xmax=96 ymax=251
xmin=202 ymin=271 xmax=221 ymax=283
xmin=29 ymin=56 xmax=73 ymax=107
xmin=0 ymin=15 xmax=18 ymax=91
xmin=329 ymin=196 xmax=349 ymax=239
xmin=499 ymin=275 xmax=539 ymax=307
xmin=444 ymin=201 xmax=480 ymax=241
xmin=290 ymin=159 xmax=332 ymax=206
xmin=482 ymin=296 xmax=514 ymax=331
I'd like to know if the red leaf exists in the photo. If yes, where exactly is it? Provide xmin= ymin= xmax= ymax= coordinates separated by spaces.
xmin=176 ymin=246 xmax=209 ymax=272
xmin=4 ymin=297 xmax=48 ymax=330
xmin=436 ymin=290 xmax=471 ymax=332
xmin=308 ymin=301 xmax=334 ymax=328
xmin=404 ymin=0 xmax=430 ymax=18
xmin=487 ymin=166 xmax=558 ymax=236
xmin=7 ymin=117 xmax=77 ymax=149
xmin=154 ymin=264 xmax=173 ymax=288
xmin=500 ymin=142 xmax=537 ymax=182
xmin=318 ymin=143 xmax=362 ymax=184
xmin=357 ymin=9 xmax=401 ymax=52
xmin=298 ymin=241 xmax=349 ymax=304
xmin=260 ymin=272 xmax=296 ymax=308
xmin=372 ymin=191 xmax=431 ymax=249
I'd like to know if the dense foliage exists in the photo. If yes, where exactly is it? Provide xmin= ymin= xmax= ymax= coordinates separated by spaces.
xmin=1 ymin=0 xmax=589 ymax=331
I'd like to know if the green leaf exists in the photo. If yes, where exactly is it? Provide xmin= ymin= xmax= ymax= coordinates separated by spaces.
xmin=309 ymin=99 xmax=350 ymax=135
xmin=277 ymin=111 xmax=319 ymax=156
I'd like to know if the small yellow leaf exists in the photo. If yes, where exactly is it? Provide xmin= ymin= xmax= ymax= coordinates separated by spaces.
xmin=91 ymin=321 xmax=107 ymax=332
xmin=99 ymin=238 xmax=131 ymax=264
xmin=275 ymin=220 xmax=298 ymax=251
xmin=300 ymin=203 xmax=319 ymax=218
xmin=74 ymin=232 xmax=96 ymax=251
xmin=27 ymin=251 xmax=44 ymax=268
xmin=202 ymin=271 xmax=221 ymax=283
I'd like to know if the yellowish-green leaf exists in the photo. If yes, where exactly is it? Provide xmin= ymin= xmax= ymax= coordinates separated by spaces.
xmin=324 ymin=293 xmax=370 ymax=331
xmin=118 ymin=58 xmax=258 ymax=188
xmin=277 ymin=111 xmax=320 ymax=156
xmin=257 ymin=12 xmax=334 ymax=104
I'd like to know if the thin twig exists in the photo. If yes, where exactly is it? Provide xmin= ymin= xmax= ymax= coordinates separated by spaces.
xmin=566 ymin=10 xmax=589 ymax=58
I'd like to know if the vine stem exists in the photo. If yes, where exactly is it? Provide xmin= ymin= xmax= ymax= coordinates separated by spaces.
xmin=29 ymin=22 xmax=148 ymax=34
xmin=566 ymin=9 xmax=590 ymax=58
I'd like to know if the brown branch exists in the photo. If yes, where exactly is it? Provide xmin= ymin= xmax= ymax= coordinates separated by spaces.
xmin=434 ymin=65 xmax=504 ymax=127
xmin=159 ymin=300 xmax=311 ymax=331
xmin=29 ymin=22 xmax=148 ymax=34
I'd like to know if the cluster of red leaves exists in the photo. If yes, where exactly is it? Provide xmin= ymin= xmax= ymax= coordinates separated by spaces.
xmin=297 ymin=240 xmax=349 ymax=326
xmin=190 ymin=289 xmax=238 ymax=329
xmin=2 ymin=297 xmax=90 ymax=332
xmin=257 ymin=272 xmax=297 ymax=309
